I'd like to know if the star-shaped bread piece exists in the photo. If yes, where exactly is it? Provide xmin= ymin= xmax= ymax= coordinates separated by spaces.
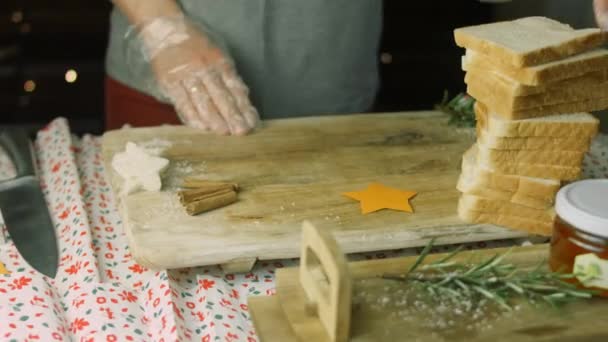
xmin=111 ymin=142 xmax=170 ymax=195
xmin=343 ymin=183 xmax=417 ymax=214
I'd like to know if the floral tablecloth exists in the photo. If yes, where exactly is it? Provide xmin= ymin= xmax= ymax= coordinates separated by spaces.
xmin=0 ymin=118 xmax=607 ymax=341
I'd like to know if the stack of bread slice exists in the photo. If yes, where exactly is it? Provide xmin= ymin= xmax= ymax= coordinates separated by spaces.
xmin=453 ymin=17 xmax=602 ymax=236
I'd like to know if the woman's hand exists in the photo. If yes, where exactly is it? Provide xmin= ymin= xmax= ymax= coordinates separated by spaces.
xmin=113 ymin=0 xmax=259 ymax=135
xmin=139 ymin=17 xmax=259 ymax=135
xmin=594 ymin=0 xmax=608 ymax=30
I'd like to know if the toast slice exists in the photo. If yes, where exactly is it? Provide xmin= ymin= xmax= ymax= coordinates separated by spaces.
xmin=480 ymin=96 xmax=608 ymax=120
xmin=469 ymin=80 xmax=608 ymax=119
xmin=481 ymin=160 xmax=581 ymax=180
xmin=461 ymin=145 xmax=560 ymax=199
xmin=477 ymin=142 xmax=585 ymax=167
xmin=457 ymin=183 xmax=553 ymax=210
xmin=458 ymin=154 xmax=554 ymax=209
xmin=462 ymin=49 xmax=608 ymax=86
xmin=478 ymin=154 xmax=581 ymax=180
xmin=475 ymin=101 xmax=600 ymax=136
xmin=471 ymin=143 xmax=582 ymax=180
xmin=464 ymin=68 xmax=608 ymax=97
xmin=467 ymin=74 xmax=608 ymax=112
xmin=477 ymin=129 xmax=591 ymax=151
xmin=459 ymin=193 xmax=555 ymax=222
xmin=458 ymin=199 xmax=553 ymax=236
xmin=454 ymin=17 xmax=606 ymax=67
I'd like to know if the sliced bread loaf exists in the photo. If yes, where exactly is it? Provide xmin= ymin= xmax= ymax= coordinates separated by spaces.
xmin=458 ymin=154 xmax=554 ymax=209
xmin=458 ymin=199 xmax=553 ymax=236
xmin=477 ymin=129 xmax=591 ymax=151
xmin=471 ymin=144 xmax=582 ymax=180
xmin=477 ymin=142 xmax=585 ymax=166
xmin=487 ymin=97 xmax=608 ymax=120
xmin=469 ymin=81 xmax=608 ymax=119
xmin=463 ymin=49 xmax=608 ymax=86
xmin=461 ymin=145 xmax=560 ymax=199
xmin=478 ymin=155 xmax=581 ymax=180
xmin=459 ymin=194 xmax=555 ymax=222
xmin=475 ymin=102 xmax=599 ymax=136
xmin=464 ymin=68 xmax=608 ymax=97
xmin=467 ymin=74 xmax=608 ymax=112
xmin=454 ymin=17 xmax=605 ymax=67
xmin=458 ymin=183 xmax=553 ymax=210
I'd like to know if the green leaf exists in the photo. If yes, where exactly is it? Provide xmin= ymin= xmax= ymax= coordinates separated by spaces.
xmin=431 ymin=245 xmax=464 ymax=265
xmin=406 ymin=239 xmax=435 ymax=276
xmin=505 ymin=282 xmax=524 ymax=295
xmin=472 ymin=286 xmax=511 ymax=311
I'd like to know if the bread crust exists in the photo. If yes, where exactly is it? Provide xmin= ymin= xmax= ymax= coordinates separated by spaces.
xmin=475 ymin=102 xmax=600 ymax=134
xmin=454 ymin=17 xmax=607 ymax=68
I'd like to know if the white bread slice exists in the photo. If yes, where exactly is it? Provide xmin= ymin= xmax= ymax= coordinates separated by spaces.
xmin=458 ymin=156 xmax=554 ymax=209
xmin=482 ymin=96 xmax=608 ymax=120
xmin=475 ymin=101 xmax=599 ymax=137
xmin=481 ymin=160 xmax=581 ymax=180
xmin=465 ymin=68 xmax=608 ymax=97
xmin=463 ymin=49 xmax=608 ymax=86
xmin=472 ymin=144 xmax=581 ymax=180
xmin=461 ymin=145 xmax=560 ymax=199
xmin=468 ymin=78 xmax=608 ymax=119
xmin=458 ymin=199 xmax=553 ymax=236
xmin=459 ymin=193 xmax=555 ymax=222
xmin=477 ymin=142 xmax=585 ymax=167
xmin=467 ymin=74 xmax=608 ymax=112
xmin=477 ymin=129 xmax=591 ymax=151
xmin=454 ymin=17 xmax=606 ymax=67
xmin=458 ymin=183 xmax=552 ymax=210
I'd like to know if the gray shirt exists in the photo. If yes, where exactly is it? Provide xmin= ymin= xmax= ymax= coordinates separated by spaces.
xmin=105 ymin=1 xmax=383 ymax=119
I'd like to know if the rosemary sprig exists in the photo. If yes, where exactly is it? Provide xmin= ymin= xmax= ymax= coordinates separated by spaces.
xmin=382 ymin=241 xmax=597 ymax=311
xmin=435 ymin=91 xmax=477 ymax=127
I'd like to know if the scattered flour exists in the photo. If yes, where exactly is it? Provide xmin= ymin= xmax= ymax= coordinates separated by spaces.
xmin=351 ymin=278 xmax=518 ymax=340
xmin=138 ymin=138 xmax=173 ymax=156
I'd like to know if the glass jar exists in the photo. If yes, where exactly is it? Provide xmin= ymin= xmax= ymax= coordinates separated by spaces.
xmin=549 ymin=179 xmax=608 ymax=297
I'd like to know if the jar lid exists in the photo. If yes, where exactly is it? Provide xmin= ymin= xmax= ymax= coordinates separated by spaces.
xmin=555 ymin=179 xmax=608 ymax=238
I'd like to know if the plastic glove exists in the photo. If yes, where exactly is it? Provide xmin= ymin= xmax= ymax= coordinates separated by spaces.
xmin=595 ymin=0 xmax=608 ymax=30
xmin=130 ymin=16 xmax=259 ymax=135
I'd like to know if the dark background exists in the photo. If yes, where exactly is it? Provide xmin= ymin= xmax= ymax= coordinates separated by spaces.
xmin=0 ymin=1 xmax=605 ymax=135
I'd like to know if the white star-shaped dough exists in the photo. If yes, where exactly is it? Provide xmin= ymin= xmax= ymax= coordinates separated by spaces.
xmin=111 ymin=142 xmax=170 ymax=195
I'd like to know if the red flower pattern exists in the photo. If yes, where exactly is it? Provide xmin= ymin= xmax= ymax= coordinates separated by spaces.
xmin=200 ymin=279 xmax=215 ymax=290
xmin=58 ymin=209 xmax=70 ymax=220
xmin=64 ymin=262 xmax=81 ymax=275
xmin=8 ymin=276 xmax=32 ymax=290
xmin=69 ymin=318 xmax=89 ymax=333
xmin=118 ymin=291 xmax=138 ymax=303
xmin=128 ymin=264 xmax=146 ymax=274
xmin=51 ymin=162 xmax=61 ymax=173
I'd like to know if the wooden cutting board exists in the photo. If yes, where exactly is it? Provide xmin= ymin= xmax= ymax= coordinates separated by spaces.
xmin=101 ymin=111 xmax=526 ymax=272
xmin=249 ymin=238 xmax=608 ymax=342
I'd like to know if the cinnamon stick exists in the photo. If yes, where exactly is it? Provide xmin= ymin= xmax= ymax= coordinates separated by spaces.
xmin=182 ymin=178 xmax=239 ymax=191
xmin=178 ymin=184 xmax=236 ymax=204
xmin=184 ymin=189 xmax=238 ymax=215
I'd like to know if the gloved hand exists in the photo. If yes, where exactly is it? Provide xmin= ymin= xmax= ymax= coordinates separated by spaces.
xmin=594 ymin=0 xmax=608 ymax=30
xmin=132 ymin=16 xmax=259 ymax=135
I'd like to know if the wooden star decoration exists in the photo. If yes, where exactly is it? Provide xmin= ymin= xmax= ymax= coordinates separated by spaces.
xmin=343 ymin=183 xmax=417 ymax=214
